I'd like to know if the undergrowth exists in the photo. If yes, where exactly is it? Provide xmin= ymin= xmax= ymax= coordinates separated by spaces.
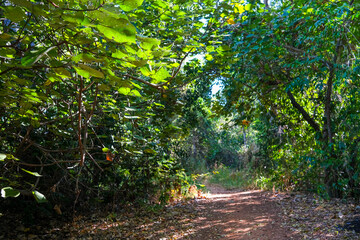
xmin=204 ymin=166 xmax=253 ymax=190
xmin=202 ymin=165 xmax=275 ymax=191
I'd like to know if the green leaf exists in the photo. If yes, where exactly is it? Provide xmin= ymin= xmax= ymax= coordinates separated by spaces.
xmin=205 ymin=54 xmax=213 ymax=61
xmin=245 ymin=4 xmax=252 ymax=11
xmin=1 ymin=187 xmax=20 ymax=198
xmin=131 ymin=89 xmax=142 ymax=97
xmin=130 ymin=81 xmax=142 ymax=89
xmin=138 ymin=36 xmax=161 ymax=50
xmin=21 ymin=168 xmax=42 ymax=177
xmin=54 ymin=68 xmax=72 ymax=79
xmin=0 ymin=48 xmax=16 ymax=59
xmin=32 ymin=190 xmax=47 ymax=203
xmin=74 ymin=64 xmax=104 ymax=79
xmin=118 ymin=0 xmax=144 ymax=11
xmin=96 ymin=25 xmax=136 ymax=43
xmin=144 ymin=149 xmax=157 ymax=154
xmin=98 ymin=84 xmax=111 ymax=91
xmin=4 ymin=6 xmax=27 ymax=22
xmin=0 ymin=154 xmax=6 ymax=161
xmin=152 ymin=68 xmax=171 ymax=83
xmin=9 ymin=0 xmax=32 ymax=9
xmin=102 ymin=147 xmax=110 ymax=152
xmin=21 ymin=46 xmax=56 ymax=66
xmin=72 ymin=53 xmax=101 ymax=63
xmin=118 ymin=87 xmax=131 ymax=95
xmin=111 ymin=50 xmax=127 ymax=59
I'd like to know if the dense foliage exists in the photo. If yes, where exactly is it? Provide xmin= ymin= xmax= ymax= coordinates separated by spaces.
xmin=206 ymin=0 xmax=360 ymax=198
xmin=0 ymin=0 xmax=218 ymax=208
xmin=1 ymin=0 xmax=360 ymax=220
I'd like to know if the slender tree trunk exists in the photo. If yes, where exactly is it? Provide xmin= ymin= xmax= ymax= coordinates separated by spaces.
xmin=322 ymin=39 xmax=341 ymax=197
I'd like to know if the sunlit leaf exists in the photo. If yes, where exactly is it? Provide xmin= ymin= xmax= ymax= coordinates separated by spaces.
xmin=138 ymin=36 xmax=161 ymax=50
xmin=74 ymin=64 xmax=104 ymax=79
xmin=205 ymin=54 xmax=213 ymax=61
xmin=1 ymin=187 xmax=20 ymax=198
xmin=118 ymin=87 xmax=131 ymax=95
xmin=118 ymin=0 xmax=144 ymax=11
xmin=21 ymin=168 xmax=42 ymax=177
xmin=111 ymin=50 xmax=127 ymax=58
xmin=96 ymin=25 xmax=136 ymax=43
xmin=32 ymin=190 xmax=47 ymax=203
xmin=152 ymin=68 xmax=171 ymax=83
xmin=124 ymin=115 xmax=140 ymax=119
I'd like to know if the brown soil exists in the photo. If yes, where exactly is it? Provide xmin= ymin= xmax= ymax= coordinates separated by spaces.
xmin=182 ymin=185 xmax=300 ymax=239
xmin=8 ymin=184 xmax=359 ymax=239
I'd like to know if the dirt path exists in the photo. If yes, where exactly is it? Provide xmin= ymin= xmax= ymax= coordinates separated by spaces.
xmin=183 ymin=185 xmax=300 ymax=239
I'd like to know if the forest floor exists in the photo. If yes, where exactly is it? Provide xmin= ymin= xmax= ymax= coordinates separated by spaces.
xmin=1 ymin=184 xmax=360 ymax=239
xmin=183 ymin=184 xmax=300 ymax=239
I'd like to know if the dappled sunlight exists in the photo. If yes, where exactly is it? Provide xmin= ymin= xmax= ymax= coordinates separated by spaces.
xmin=206 ymin=190 xmax=263 ymax=199
xmin=179 ymin=188 xmax=295 ymax=240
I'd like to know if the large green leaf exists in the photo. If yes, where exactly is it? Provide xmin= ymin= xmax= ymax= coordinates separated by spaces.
xmin=9 ymin=0 xmax=32 ymax=9
xmin=152 ymin=68 xmax=171 ymax=83
xmin=96 ymin=25 xmax=136 ymax=43
xmin=118 ymin=0 xmax=144 ymax=11
xmin=138 ymin=36 xmax=161 ymax=50
xmin=72 ymin=53 xmax=102 ymax=63
xmin=54 ymin=68 xmax=72 ymax=79
xmin=1 ymin=187 xmax=20 ymax=198
xmin=4 ymin=6 xmax=27 ymax=22
xmin=0 ymin=48 xmax=16 ymax=59
xmin=21 ymin=46 xmax=56 ymax=66
xmin=74 ymin=64 xmax=104 ymax=79
xmin=0 ymin=154 xmax=6 ymax=161
xmin=118 ymin=87 xmax=132 ymax=95
xmin=111 ymin=50 xmax=127 ymax=59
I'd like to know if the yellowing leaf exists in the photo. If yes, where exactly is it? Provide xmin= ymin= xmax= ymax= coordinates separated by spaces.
xmin=53 ymin=204 xmax=62 ymax=215
xmin=226 ymin=18 xmax=235 ymax=25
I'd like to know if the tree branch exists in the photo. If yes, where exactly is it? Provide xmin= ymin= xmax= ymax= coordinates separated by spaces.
xmin=124 ymin=74 xmax=163 ymax=91
xmin=286 ymin=90 xmax=320 ymax=132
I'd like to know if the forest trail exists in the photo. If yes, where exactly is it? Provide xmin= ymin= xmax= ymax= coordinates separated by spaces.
xmin=184 ymin=185 xmax=300 ymax=239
